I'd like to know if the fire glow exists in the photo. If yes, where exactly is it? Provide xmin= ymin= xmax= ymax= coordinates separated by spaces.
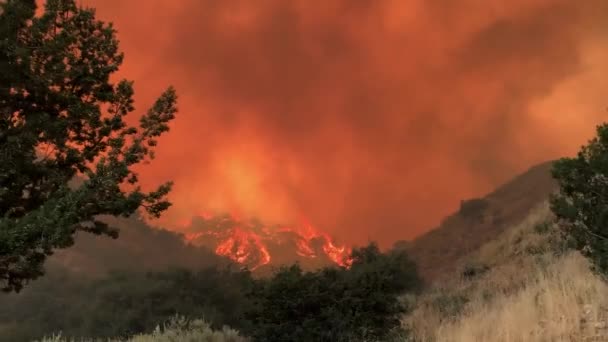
xmin=182 ymin=214 xmax=352 ymax=270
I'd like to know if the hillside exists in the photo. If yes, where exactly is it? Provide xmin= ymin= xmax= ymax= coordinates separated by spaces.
xmin=37 ymin=161 xmax=556 ymax=283
xmin=406 ymin=161 xmax=557 ymax=282
xmin=404 ymin=201 xmax=608 ymax=341
xmin=47 ymin=215 xmax=231 ymax=276
xmin=2 ymin=160 xmax=604 ymax=342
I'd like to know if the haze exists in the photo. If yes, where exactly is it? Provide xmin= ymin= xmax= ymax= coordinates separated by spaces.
xmin=85 ymin=0 xmax=607 ymax=247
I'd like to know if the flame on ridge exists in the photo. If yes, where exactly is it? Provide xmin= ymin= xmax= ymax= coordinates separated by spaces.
xmin=182 ymin=214 xmax=352 ymax=270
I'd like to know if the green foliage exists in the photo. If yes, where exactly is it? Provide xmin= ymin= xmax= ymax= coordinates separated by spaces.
xmin=0 ymin=0 xmax=177 ymax=291
xmin=246 ymin=243 xmax=422 ymax=342
xmin=0 ymin=243 xmax=422 ymax=341
xmin=39 ymin=316 xmax=247 ymax=342
xmin=550 ymin=123 xmax=608 ymax=275
xmin=0 ymin=266 xmax=254 ymax=341
xmin=0 ymin=242 xmax=422 ymax=341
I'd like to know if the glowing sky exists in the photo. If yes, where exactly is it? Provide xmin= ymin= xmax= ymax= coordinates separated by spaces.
xmin=83 ymin=0 xmax=607 ymax=247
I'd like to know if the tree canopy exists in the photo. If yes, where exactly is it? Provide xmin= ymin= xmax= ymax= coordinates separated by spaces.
xmin=551 ymin=123 xmax=608 ymax=275
xmin=246 ymin=243 xmax=421 ymax=341
xmin=0 ymin=0 xmax=177 ymax=292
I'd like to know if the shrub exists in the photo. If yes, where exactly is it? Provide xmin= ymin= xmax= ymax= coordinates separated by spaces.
xmin=461 ymin=262 xmax=490 ymax=280
xmin=38 ymin=316 xmax=247 ymax=342
xmin=246 ymin=243 xmax=422 ymax=341
xmin=130 ymin=316 xmax=247 ymax=342
xmin=0 ymin=267 xmax=255 ymax=341
xmin=550 ymin=123 xmax=608 ymax=275
xmin=431 ymin=293 xmax=469 ymax=320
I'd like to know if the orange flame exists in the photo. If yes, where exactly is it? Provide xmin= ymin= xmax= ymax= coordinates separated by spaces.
xmin=214 ymin=227 xmax=271 ymax=268
xmin=183 ymin=215 xmax=352 ymax=269
xmin=279 ymin=224 xmax=353 ymax=267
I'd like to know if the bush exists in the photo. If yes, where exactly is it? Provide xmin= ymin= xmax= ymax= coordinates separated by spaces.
xmin=550 ymin=123 xmax=608 ymax=275
xmin=0 ymin=267 xmax=255 ymax=341
xmin=130 ymin=316 xmax=247 ymax=342
xmin=3 ymin=244 xmax=422 ymax=341
xmin=39 ymin=316 xmax=247 ymax=342
xmin=431 ymin=293 xmax=469 ymax=320
xmin=533 ymin=222 xmax=552 ymax=235
xmin=246 ymin=243 xmax=422 ymax=342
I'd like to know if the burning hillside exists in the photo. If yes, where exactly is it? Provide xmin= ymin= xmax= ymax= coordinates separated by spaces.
xmin=182 ymin=214 xmax=352 ymax=270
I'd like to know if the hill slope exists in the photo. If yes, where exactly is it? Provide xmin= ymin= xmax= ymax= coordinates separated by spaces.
xmin=405 ymin=202 xmax=608 ymax=341
xmin=406 ymin=161 xmax=557 ymax=282
xmin=47 ymin=215 xmax=231 ymax=277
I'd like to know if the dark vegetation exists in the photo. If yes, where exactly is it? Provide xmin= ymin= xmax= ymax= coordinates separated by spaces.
xmin=0 ymin=234 xmax=421 ymax=342
xmin=49 ymin=215 xmax=230 ymax=275
xmin=0 ymin=0 xmax=176 ymax=292
xmin=247 ymin=243 xmax=421 ymax=342
xmin=0 ymin=2 xmax=423 ymax=341
xmin=2 ymin=0 xmax=607 ymax=341
xmin=0 ymin=266 xmax=255 ymax=340
xmin=460 ymin=261 xmax=490 ymax=280
xmin=551 ymin=123 xmax=608 ymax=277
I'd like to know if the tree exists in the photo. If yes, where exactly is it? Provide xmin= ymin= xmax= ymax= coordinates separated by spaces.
xmin=551 ymin=123 xmax=608 ymax=275
xmin=0 ymin=266 xmax=256 ymax=340
xmin=0 ymin=0 xmax=177 ymax=292
xmin=247 ymin=243 xmax=421 ymax=341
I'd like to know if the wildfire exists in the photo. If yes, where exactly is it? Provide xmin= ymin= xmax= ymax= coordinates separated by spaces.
xmin=278 ymin=224 xmax=353 ymax=267
xmin=214 ymin=227 xmax=271 ymax=266
xmin=182 ymin=214 xmax=352 ymax=269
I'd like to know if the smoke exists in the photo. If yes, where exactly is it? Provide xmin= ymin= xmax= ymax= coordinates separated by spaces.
xmin=84 ymin=0 xmax=607 ymax=247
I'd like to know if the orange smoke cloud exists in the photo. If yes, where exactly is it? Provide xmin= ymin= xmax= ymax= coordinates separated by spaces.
xmin=83 ymin=0 xmax=607 ymax=247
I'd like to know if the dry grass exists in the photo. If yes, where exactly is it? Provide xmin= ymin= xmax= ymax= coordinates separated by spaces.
xmin=405 ymin=202 xmax=608 ymax=342
xmin=433 ymin=253 xmax=608 ymax=342
xmin=38 ymin=316 xmax=248 ymax=342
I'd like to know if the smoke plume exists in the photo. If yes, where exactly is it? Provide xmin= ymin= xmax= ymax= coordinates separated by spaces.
xmin=84 ymin=0 xmax=607 ymax=246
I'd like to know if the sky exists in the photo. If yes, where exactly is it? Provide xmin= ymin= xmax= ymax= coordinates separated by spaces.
xmin=81 ymin=0 xmax=607 ymax=247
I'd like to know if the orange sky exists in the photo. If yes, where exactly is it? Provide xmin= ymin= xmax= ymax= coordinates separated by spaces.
xmin=82 ymin=0 xmax=607 ymax=247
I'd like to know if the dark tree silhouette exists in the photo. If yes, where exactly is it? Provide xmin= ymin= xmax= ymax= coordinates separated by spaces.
xmin=0 ymin=0 xmax=177 ymax=292
xmin=551 ymin=123 xmax=608 ymax=275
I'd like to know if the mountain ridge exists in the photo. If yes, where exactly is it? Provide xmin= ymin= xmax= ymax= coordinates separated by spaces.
xmin=406 ymin=160 xmax=557 ymax=282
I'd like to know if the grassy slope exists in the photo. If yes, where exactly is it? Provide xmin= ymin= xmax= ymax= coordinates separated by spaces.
xmin=405 ymin=202 xmax=608 ymax=341
xmin=406 ymin=161 xmax=557 ymax=283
